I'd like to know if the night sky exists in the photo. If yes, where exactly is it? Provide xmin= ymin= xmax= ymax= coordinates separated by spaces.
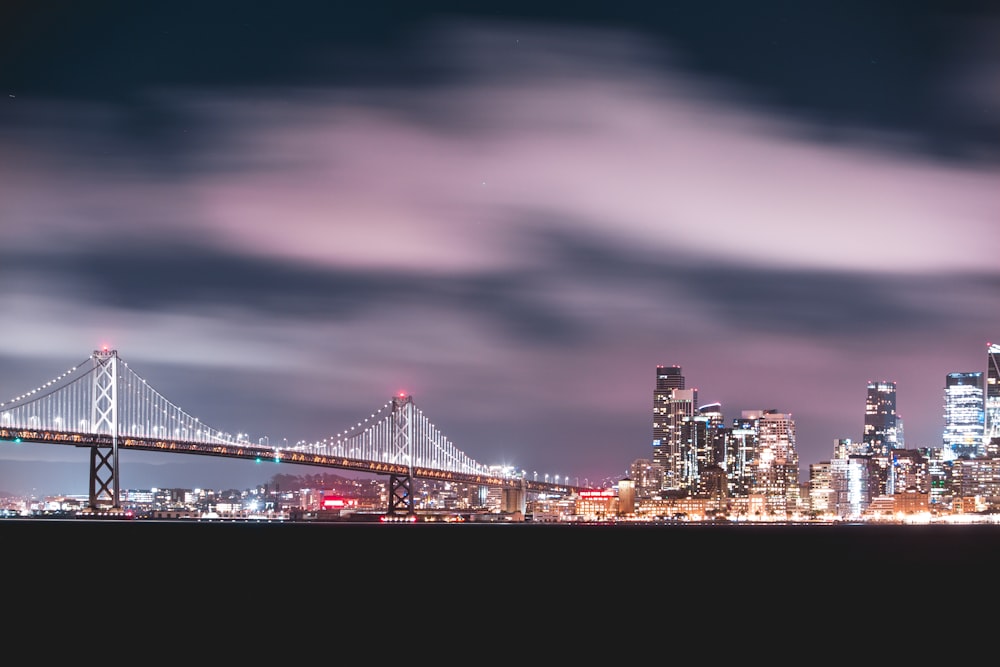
xmin=1 ymin=1 xmax=998 ymax=496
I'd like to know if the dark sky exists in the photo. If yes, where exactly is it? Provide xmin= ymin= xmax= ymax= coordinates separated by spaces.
xmin=1 ymin=1 xmax=998 ymax=496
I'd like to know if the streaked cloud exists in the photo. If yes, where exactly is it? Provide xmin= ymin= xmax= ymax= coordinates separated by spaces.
xmin=1 ymin=12 xmax=998 ymax=493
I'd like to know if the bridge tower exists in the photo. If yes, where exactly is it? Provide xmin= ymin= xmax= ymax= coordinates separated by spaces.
xmin=87 ymin=347 xmax=120 ymax=509
xmin=387 ymin=393 xmax=416 ymax=516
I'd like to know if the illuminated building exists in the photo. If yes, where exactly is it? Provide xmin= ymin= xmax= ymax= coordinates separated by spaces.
xmin=863 ymin=380 xmax=901 ymax=496
xmin=921 ymin=447 xmax=952 ymax=507
xmin=652 ymin=366 xmax=684 ymax=449
xmin=830 ymin=450 xmax=874 ymax=520
xmin=893 ymin=490 xmax=930 ymax=516
xmin=697 ymin=402 xmax=727 ymax=463
xmin=750 ymin=410 xmax=800 ymax=517
xmin=694 ymin=464 xmax=728 ymax=511
xmin=527 ymin=497 xmax=577 ymax=522
xmin=830 ymin=441 xmax=850 ymax=517
xmin=673 ymin=494 xmax=718 ymax=520
xmin=808 ymin=461 xmax=834 ymax=517
xmin=633 ymin=495 xmax=680 ymax=519
xmin=952 ymin=457 xmax=1000 ymax=502
xmin=628 ymin=458 xmax=664 ymax=498
xmin=864 ymin=380 xmax=900 ymax=455
xmin=671 ymin=401 xmax=728 ymax=497
xmin=889 ymin=449 xmax=929 ymax=495
xmin=678 ymin=412 xmax=711 ymax=493
xmin=864 ymin=495 xmax=896 ymax=520
xmin=844 ymin=455 xmax=873 ymax=519
xmin=575 ymin=488 xmax=618 ymax=520
xmin=651 ymin=365 xmax=696 ymax=491
xmin=726 ymin=413 xmax=759 ymax=497
xmin=835 ymin=437 xmax=867 ymax=458
xmin=943 ymin=371 xmax=985 ymax=459
xmin=950 ymin=494 xmax=983 ymax=515
xmin=987 ymin=343 xmax=1000 ymax=451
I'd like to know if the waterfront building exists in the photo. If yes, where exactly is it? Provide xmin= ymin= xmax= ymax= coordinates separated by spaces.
xmin=864 ymin=495 xmax=897 ymax=520
xmin=893 ymin=490 xmax=930 ymax=516
xmin=943 ymin=371 xmax=985 ymax=459
xmin=527 ymin=496 xmax=577 ymax=522
xmin=575 ymin=488 xmax=618 ymax=520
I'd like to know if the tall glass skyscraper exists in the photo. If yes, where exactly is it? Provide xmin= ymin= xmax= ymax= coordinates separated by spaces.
xmin=943 ymin=371 xmax=985 ymax=459
xmin=863 ymin=380 xmax=900 ymax=497
xmin=863 ymin=380 xmax=900 ymax=456
xmin=652 ymin=365 xmax=695 ymax=491
xmin=987 ymin=343 xmax=1000 ymax=447
xmin=652 ymin=365 xmax=684 ymax=451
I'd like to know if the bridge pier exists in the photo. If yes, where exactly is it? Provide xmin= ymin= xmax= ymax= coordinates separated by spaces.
xmin=387 ymin=474 xmax=415 ymax=516
xmin=501 ymin=480 xmax=527 ymax=516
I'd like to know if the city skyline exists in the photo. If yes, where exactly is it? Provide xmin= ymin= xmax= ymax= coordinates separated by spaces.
xmin=2 ymin=2 xmax=999 ymax=496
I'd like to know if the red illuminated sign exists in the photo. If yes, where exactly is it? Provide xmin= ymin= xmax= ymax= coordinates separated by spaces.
xmin=322 ymin=495 xmax=346 ymax=509
xmin=579 ymin=489 xmax=616 ymax=499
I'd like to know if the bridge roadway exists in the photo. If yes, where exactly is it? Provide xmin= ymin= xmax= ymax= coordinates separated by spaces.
xmin=0 ymin=426 xmax=582 ymax=495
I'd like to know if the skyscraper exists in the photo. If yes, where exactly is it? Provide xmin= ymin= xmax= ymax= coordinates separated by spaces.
xmin=651 ymin=365 xmax=696 ymax=491
xmin=863 ymin=380 xmax=900 ymax=497
xmin=987 ymin=343 xmax=1000 ymax=449
xmin=863 ymin=380 xmax=899 ymax=456
xmin=943 ymin=371 xmax=985 ymax=459
xmin=727 ymin=411 xmax=760 ymax=497
xmin=676 ymin=403 xmax=725 ymax=494
xmin=652 ymin=365 xmax=684 ymax=452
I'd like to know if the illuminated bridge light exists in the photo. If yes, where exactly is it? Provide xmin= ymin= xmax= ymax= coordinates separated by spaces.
xmin=1 ymin=355 xmax=582 ymax=504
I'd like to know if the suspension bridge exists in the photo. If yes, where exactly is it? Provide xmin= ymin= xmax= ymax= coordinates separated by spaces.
xmin=0 ymin=348 xmax=581 ymax=514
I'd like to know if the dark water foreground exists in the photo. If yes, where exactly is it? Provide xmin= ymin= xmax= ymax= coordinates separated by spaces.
xmin=6 ymin=519 xmax=998 ymax=653
xmin=7 ymin=518 xmax=1000 ymax=574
